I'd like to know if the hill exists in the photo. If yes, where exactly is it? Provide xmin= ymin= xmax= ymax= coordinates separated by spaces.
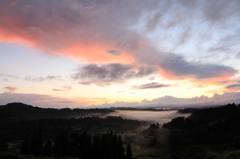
xmin=0 ymin=102 xmax=114 ymax=122
xmin=163 ymin=103 xmax=240 ymax=158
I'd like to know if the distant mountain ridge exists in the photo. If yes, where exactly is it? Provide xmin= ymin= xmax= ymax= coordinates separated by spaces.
xmin=0 ymin=102 xmax=114 ymax=122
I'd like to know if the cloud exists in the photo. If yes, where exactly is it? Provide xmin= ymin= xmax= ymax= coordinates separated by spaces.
xmin=4 ymin=86 xmax=18 ymax=93
xmin=117 ymin=91 xmax=135 ymax=94
xmin=24 ymin=75 xmax=63 ymax=82
xmin=0 ymin=0 xmax=238 ymax=82
xmin=53 ymin=101 xmax=75 ymax=103
xmin=107 ymin=50 xmax=122 ymax=56
xmin=226 ymin=84 xmax=240 ymax=90
xmin=93 ymin=92 xmax=240 ymax=108
xmin=208 ymin=31 xmax=240 ymax=53
xmin=72 ymin=63 xmax=158 ymax=85
xmin=25 ymin=76 xmax=45 ymax=82
xmin=132 ymin=82 xmax=170 ymax=90
xmin=139 ymin=51 xmax=237 ymax=80
xmin=0 ymin=73 xmax=19 ymax=80
xmin=52 ymin=86 xmax=72 ymax=91
xmin=236 ymin=52 xmax=240 ymax=59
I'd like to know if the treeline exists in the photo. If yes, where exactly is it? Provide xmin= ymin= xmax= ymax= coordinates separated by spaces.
xmin=21 ymin=128 xmax=133 ymax=159
xmin=0 ymin=116 xmax=143 ymax=142
xmin=163 ymin=103 xmax=240 ymax=158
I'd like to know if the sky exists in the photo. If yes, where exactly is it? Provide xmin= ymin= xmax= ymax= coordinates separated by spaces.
xmin=1 ymin=0 xmax=240 ymax=108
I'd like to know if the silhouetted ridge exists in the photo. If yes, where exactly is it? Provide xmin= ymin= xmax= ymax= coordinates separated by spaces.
xmin=0 ymin=102 xmax=114 ymax=121
xmin=163 ymin=103 xmax=240 ymax=158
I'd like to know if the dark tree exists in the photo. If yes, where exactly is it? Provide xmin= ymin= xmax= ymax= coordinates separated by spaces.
xmin=43 ymin=138 xmax=52 ymax=156
xmin=0 ymin=140 xmax=8 ymax=151
xmin=125 ymin=143 xmax=132 ymax=159
xmin=29 ymin=127 xmax=43 ymax=155
xmin=20 ymin=135 xmax=29 ymax=154
xmin=116 ymin=136 xmax=125 ymax=159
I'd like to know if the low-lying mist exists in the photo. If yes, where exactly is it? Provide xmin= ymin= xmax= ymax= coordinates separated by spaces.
xmin=108 ymin=110 xmax=190 ymax=124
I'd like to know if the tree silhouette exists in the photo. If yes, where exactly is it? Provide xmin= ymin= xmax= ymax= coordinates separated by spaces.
xmin=20 ymin=135 xmax=29 ymax=154
xmin=126 ymin=143 xmax=132 ymax=159
xmin=43 ymin=138 xmax=52 ymax=156
xmin=29 ymin=127 xmax=43 ymax=155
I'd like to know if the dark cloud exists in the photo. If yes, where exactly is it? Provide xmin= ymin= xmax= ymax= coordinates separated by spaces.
xmin=107 ymin=50 xmax=122 ymax=56
xmin=4 ymin=86 xmax=18 ymax=93
xmin=52 ymin=86 xmax=72 ymax=91
xmin=215 ymin=80 xmax=233 ymax=84
xmin=141 ymin=52 xmax=237 ymax=79
xmin=72 ymin=63 xmax=158 ymax=85
xmin=132 ymin=82 xmax=170 ymax=90
xmin=226 ymin=84 xmax=240 ymax=89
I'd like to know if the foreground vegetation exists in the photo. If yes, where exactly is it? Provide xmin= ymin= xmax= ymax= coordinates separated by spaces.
xmin=1 ymin=102 xmax=240 ymax=158
xmin=164 ymin=103 xmax=240 ymax=158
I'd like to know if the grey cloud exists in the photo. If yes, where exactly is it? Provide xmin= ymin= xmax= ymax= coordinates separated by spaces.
xmin=0 ymin=73 xmax=19 ymax=80
xmin=208 ymin=31 xmax=240 ymax=53
xmin=226 ymin=84 xmax=240 ymax=89
xmin=25 ymin=75 xmax=63 ymax=82
xmin=53 ymin=101 xmax=75 ymax=103
xmin=25 ymin=76 xmax=45 ymax=82
xmin=203 ymin=0 xmax=240 ymax=25
xmin=72 ymin=63 xmax=158 ymax=85
xmin=146 ymin=11 xmax=163 ymax=31
xmin=93 ymin=92 xmax=240 ymax=108
xmin=107 ymin=50 xmax=122 ymax=56
xmin=0 ymin=0 xmax=239 ymax=81
xmin=132 ymin=82 xmax=170 ymax=90
xmin=236 ymin=52 xmax=240 ymax=59
xmin=215 ymin=80 xmax=232 ymax=84
xmin=52 ymin=86 xmax=72 ymax=91
xmin=143 ymin=52 xmax=237 ymax=79
xmin=47 ymin=75 xmax=62 ymax=81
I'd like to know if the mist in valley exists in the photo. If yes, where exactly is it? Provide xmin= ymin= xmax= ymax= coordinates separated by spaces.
xmin=109 ymin=110 xmax=190 ymax=124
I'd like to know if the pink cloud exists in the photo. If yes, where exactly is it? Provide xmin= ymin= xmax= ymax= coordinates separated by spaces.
xmin=0 ymin=0 xmax=237 ymax=84
xmin=4 ymin=86 xmax=18 ymax=93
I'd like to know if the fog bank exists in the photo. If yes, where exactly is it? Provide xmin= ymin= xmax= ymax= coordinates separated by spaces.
xmin=109 ymin=110 xmax=190 ymax=124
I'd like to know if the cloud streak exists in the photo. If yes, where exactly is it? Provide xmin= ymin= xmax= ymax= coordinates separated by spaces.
xmin=3 ymin=86 xmax=18 ymax=93
xmin=52 ymin=86 xmax=72 ymax=92
xmin=132 ymin=82 xmax=170 ymax=90
xmin=226 ymin=84 xmax=240 ymax=90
